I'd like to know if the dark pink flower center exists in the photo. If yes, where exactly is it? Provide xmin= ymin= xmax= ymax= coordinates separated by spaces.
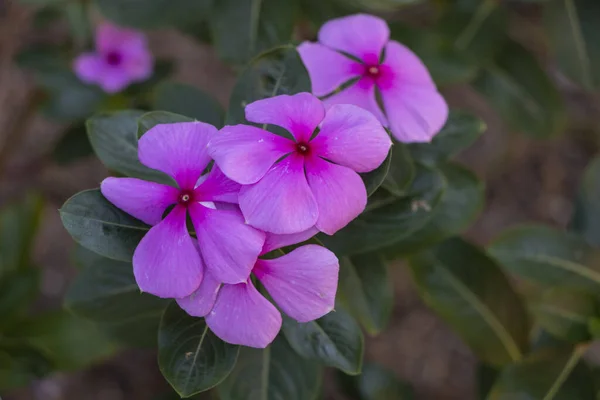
xmin=296 ymin=142 xmax=311 ymax=155
xmin=105 ymin=51 xmax=123 ymax=67
xmin=366 ymin=65 xmax=381 ymax=78
xmin=178 ymin=190 xmax=195 ymax=206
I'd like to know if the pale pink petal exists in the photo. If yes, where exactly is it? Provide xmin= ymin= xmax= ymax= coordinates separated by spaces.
xmin=305 ymin=156 xmax=367 ymax=235
xmin=206 ymin=281 xmax=281 ymax=348
xmin=189 ymin=204 xmax=264 ymax=284
xmin=244 ymin=93 xmax=325 ymax=143
xmin=176 ymin=271 xmax=221 ymax=317
xmin=97 ymin=22 xmax=145 ymax=54
xmin=297 ymin=42 xmax=362 ymax=96
xmin=381 ymin=41 xmax=436 ymax=89
xmin=132 ymin=206 xmax=202 ymax=298
xmin=261 ymin=227 xmax=319 ymax=255
xmin=73 ymin=53 xmax=105 ymax=84
xmin=318 ymin=14 xmax=389 ymax=62
xmin=123 ymin=50 xmax=153 ymax=81
xmin=381 ymin=85 xmax=449 ymax=143
xmin=323 ymin=79 xmax=388 ymax=126
xmin=311 ymin=104 xmax=391 ymax=173
xmin=208 ymin=125 xmax=294 ymax=185
xmin=254 ymin=245 xmax=338 ymax=322
xmin=98 ymin=68 xmax=133 ymax=93
xmin=138 ymin=122 xmax=216 ymax=189
xmin=239 ymin=154 xmax=318 ymax=234
xmin=194 ymin=166 xmax=240 ymax=204
xmin=100 ymin=177 xmax=179 ymax=226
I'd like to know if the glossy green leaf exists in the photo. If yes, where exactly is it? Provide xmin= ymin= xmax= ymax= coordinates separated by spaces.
xmin=408 ymin=112 xmax=486 ymax=166
xmin=281 ymin=308 xmax=364 ymax=375
xmin=488 ymin=225 xmax=600 ymax=293
xmin=408 ymin=238 xmax=530 ymax=366
xmin=158 ymin=303 xmax=240 ymax=397
xmin=137 ymin=110 xmax=194 ymax=138
xmin=87 ymin=110 xmax=173 ymax=184
xmin=319 ymin=163 xmax=446 ymax=256
xmin=362 ymin=149 xmax=392 ymax=197
xmin=218 ymin=335 xmax=322 ymax=400
xmin=226 ymin=45 xmax=311 ymax=125
xmin=338 ymin=255 xmax=393 ymax=335
xmin=571 ymin=156 xmax=600 ymax=246
xmin=52 ymin=124 xmax=94 ymax=165
xmin=152 ymin=82 xmax=225 ymax=128
xmin=473 ymin=40 xmax=566 ymax=139
xmin=210 ymin=0 xmax=298 ymax=64
xmin=381 ymin=143 xmax=414 ymax=197
xmin=337 ymin=362 xmax=414 ymax=400
xmin=60 ymin=189 xmax=149 ymax=261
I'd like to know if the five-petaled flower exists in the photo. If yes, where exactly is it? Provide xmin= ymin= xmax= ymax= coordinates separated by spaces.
xmin=208 ymin=92 xmax=392 ymax=236
xmin=298 ymin=14 xmax=448 ymax=143
xmin=74 ymin=22 xmax=153 ymax=93
xmin=177 ymin=228 xmax=339 ymax=348
xmin=101 ymin=122 xmax=265 ymax=299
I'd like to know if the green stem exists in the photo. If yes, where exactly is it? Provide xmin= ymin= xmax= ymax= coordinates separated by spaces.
xmin=542 ymin=345 xmax=588 ymax=400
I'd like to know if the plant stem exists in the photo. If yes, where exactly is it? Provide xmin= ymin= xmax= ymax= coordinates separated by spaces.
xmin=542 ymin=344 xmax=588 ymax=400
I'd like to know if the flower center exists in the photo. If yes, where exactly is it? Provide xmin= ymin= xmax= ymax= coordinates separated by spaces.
xmin=105 ymin=51 xmax=123 ymax=67
xmin=178 ymin=190 xmax=194 ymax=205
xmin=366 ymin=65 xmax=381 ymax=78
xmin=296 ymin=142 xmax=310 ymax=155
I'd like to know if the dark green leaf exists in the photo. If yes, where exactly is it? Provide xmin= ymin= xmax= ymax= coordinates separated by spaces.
xmin=64 ymin=1 xmax=92 ymax=48
xmin=337 ymin=362 xmax=414 ymax=400
xmin=408 ymin=238 xmax=530 ymax=366
xmin=488 ymin=225 xmax=600 ymax=293
xmin=571 ymin=156 xmax=600 ymax=246
xmin=0 ymin=268 xmax=40 ymax=327
xmin=477 ymin=363 xmax=498 ymax=400
xmin=299 ymin=0 xmax=359 ymax=29
xmin=281 ymin=308 xmax=364 ymax=375
xmin=362 ymin=149 xmax=392 ymax=196
xmin=226 ymin=45 xmax=311 ymax=125
xmin=152 ymin=82 xmax=225 ymax=128
xmin=52 ymin=124 xmax=94 ymax=165
xmin=381 ymin=142 xmax=414 ymax=197
xmin=218 ymin=335 xmax=322 ymax=400
xmin=60 ymin=189 xmax=149 ymax=261
xmin=158 ymin=303 xmax=240 ymax=397
xmin=137 ymin=110 xmax=194 ymax=138
xmin=0 ymin=346 xmax=52 ymax=391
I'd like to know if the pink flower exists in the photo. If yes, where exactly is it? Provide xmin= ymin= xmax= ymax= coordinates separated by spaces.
xmin=100 ymin=122 xmax=265 ymax=299
xmin=208 ymin=92 xmax=392 ymax=235
xmin=298 ymin=14 xmax=448 ymax=143
xmin=177 ymin=228 xmax=339 ymax=348
xmin=74 ymin=22 xmax=153 ymax=93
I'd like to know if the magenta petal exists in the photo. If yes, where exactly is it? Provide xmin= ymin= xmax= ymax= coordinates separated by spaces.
xmin=176 ymin=271 xmax=221 ymax=317
xmin=318 ymin=14 xmax=389 ymax=62
xmin=194 ymin=166 xmax=241 ymax=204
xmin=98 ymin=70 xmax=132 ymax=93
xmin=97 ymin=22 xmax=145 ymax=54
xmin=312 ymin=104 xmax=391 ymax=173
xmin=323 ymin=79 xmax=388 ymax=126
xmin=100 ymin=177 xmax=179 ymax=225
xmin=239 ymin=154 xmax=318 ymax=234
xmin=255 ymin=245 xmax=339 ymax=322
xmin=206 ymin=281 xmax=281 ymax=348
xmin=138 ymin=122 xmax=216 ymax=189
xmin=132 ymin=206 xmax=203 ymax=298
xmin=209 ymin=125 xmax=294 ymax=185
xmin=305 ymin=156 xmax=367 ymax=235
xmin=381 ymin=85 xmax=449 ymax=143
xmin=189 ymin=204 xmax=264 ymax=284
xmin=73 ymin=53 xmax=104 ymax=84
xmin=244 ymin=93 xmax=325 ymax=143
xmin=261 ymin=227 xmax=319 ymax=255
xmin=382 ymin=41 xmax=436 ymax=89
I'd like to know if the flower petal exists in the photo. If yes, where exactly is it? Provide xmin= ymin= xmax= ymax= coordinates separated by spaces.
xmin=138 ymin=122 xmax=216 ymax=189
xmin=318 ymin=14 xmax=389 ymax=62
xmin=323 ymin=78 xmax=388 ymax=126
xmin=206 ymin=281 xmax=281 ymax=348
xmin=239 ymin=154 xmax=318 ymax=234
xmin=132 ymin=206 xmax=202 ymax=298
xmin=244 ymin=93 xmax=325 ymax=143
xmin=176 ymin=271 xmax=221 ymax=317
xmin=261 ymin=227 xmax=319 ymax=255
xmin=381 ymin=41 xmax=436 ymax=89
xmin=311 ymin=104 xmax=391 ymax=173
xmin=305 ymin=156 xmax=367 ymax=235
xmin=100 ymin=177 xmax=179 ymax=225
xmin=98 ymin=69 xmax=133 ymax=93
xmin=209 ymin=125 xmax=294 ymax=185
xmin=73 ymin=53 xmax=104 ymax=84
xmin=381 ymin=85 xmax=449 ymax=143
xmin=254 ymin=245 xmax=338 ymax=322
xmin=190 ymin=204 xmax=264 ymax=284
xmin=194 ymin=166 xmax=241 ymax=204
xmin=97 ymin=22 xmax=145 ymax=55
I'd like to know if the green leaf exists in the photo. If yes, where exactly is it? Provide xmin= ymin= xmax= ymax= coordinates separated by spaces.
xmin=158 ymin=303 xmax=240 ymax=397
xmin=477 ymin=363 xmax=498 ymax=400
xmin=380 ymin=142 xmax=414 ymax=197
xmin=0 ymin=346 xmax=52 ymax=391
xmin=0 ymin=268 xmax=40 ymax=327
xmin=571 ymin=156 xmax=600 ymax=246
xmin=337 ymin=255 xmax=393 ymax=335
xmin=226 ymin=45 xmax=311 ymax=125
xmin=408 ymin=112 xmax=486 ymax=166
xmin=408 ymin=238 xmax=530 ymax=366
xmin=210 ymin=0 xmax=298 ymax=65
xmin=337 ymin=362 xmax=414 ymax=400
xmin=319 ymin=163 xmax=446 ymax=256
xmin=381 ymin=162 xmax=484 ymax=259
xmin=488 ymin=346 xmax=595 ymax=400
xmin=281 ymin=308 xmax=364 ymax=375
xmin=488 ymin=225 xmax=600 ymax=293
xmin=152 ymin=82 xmax=225 ymax=128
xmin=87 ymin=110 xmax=173 ymax=184
xmin=473 ymin=40 xmax=566 ymax=139
xmin=60 ymin=189 xmax=149 ymax=261
xmin=137 ymin=110 xmax=194 ymax=138
xmin=544 ymin=0 xmax=600 ymax=91
xmin=362 ymin=148 xmax=392 ymax=196
xmin=218 ymin=335 xmax=322 ymax=400
xmin=52 ymin=124 xmax=94 ymax=165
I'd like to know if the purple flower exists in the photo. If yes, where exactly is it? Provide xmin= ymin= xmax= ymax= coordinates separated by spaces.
xmin=74 ymin=22 xmax=153 ymax=93
xmin=208 ymin=92 xmax=392 ymax=235
xmin=298 ymin=14 xmax=448 ymax=143
xmin=100 ymin=122 xmax=265 ymax=298
xmin=177 ymin=228 xmax=339 ymax=348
